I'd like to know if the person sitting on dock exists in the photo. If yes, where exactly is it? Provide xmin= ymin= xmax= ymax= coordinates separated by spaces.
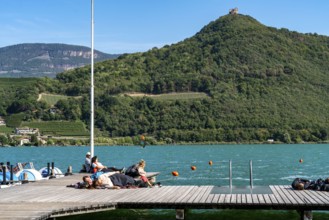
xmin=137 ymin=159 xmax=156 ymax=188
xmin=85 ymin=152 xmax=92 ymax=173
xmin=91 ymin=156 xmax=124 ymax=174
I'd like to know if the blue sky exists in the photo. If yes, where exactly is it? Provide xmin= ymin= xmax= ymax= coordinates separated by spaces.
xmin=1 ymin=0 xmax=328 ymax=54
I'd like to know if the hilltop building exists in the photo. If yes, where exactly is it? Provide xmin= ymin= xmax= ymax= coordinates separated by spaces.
xmin=229 ymin=8 xmax=238 ymax=15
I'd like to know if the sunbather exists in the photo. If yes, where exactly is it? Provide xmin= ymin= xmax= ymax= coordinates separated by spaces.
xmin=82 ymin=172 xmax=146 ymax=189
xmin=91 ymin=156 xmax=124 ymax=173
xmin=292 ymin=177 xmax=329 ymax=191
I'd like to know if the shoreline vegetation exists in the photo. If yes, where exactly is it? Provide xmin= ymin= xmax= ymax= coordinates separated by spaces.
xmin=0 ymin=136 xmax=328 ymax=147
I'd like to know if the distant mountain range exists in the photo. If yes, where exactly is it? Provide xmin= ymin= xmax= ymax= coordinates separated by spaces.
xmin=0 ymin=43 xmax=119 ymax=78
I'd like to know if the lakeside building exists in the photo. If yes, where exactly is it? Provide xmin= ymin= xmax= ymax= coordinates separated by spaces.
xmin=19 ymin=137 xmax=31 ymax=146
xmin=0 ymin=117 xmax=5 ymax=126
xmin=15 ymin=127 xmax=39 ymax=135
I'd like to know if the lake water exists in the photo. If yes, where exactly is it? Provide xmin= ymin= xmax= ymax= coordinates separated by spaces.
xmin=1 ymin=144 xmax=329 ymax=186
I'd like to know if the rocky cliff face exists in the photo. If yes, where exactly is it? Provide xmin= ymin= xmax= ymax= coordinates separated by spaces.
xmin=0 ymin=43 xmax=119 ymax=78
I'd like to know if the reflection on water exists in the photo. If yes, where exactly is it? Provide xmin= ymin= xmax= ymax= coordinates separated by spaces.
xmin=1 ymin=144 xmax=329 ymax=186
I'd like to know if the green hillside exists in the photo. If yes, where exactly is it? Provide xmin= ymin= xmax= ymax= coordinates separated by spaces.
xmin=21 ymin=121 xmax=89 ymax=136
xmin=39 ymin=93 xmax=82 ymax=106
xmin=0 ymin=78 xmax=40 ymax=117
xmin=1 ymin=14 xmax=329 ymax=144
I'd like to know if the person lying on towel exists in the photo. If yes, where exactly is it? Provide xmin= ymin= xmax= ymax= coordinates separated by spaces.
xmin=81 ymin=172 xmax=148 ymax=189
xmin=292 ymin=178 xmax=329 ymax=191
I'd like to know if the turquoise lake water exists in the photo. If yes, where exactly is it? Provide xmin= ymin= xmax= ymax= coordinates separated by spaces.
xmin=1 ymin=144 xmax=329 ymax=186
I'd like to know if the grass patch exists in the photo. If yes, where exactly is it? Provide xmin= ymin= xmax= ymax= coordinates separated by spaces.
xmin=38 ymin=93 xmax=82 ymax=106
xmin=21 ymin=121 xmax=89 ymax=136
xmin=152 ymin=92 xmax=209 ymax=100
xmin=0 ymin=126 xmax=14 ymax=133
xmin=4 ymin=113 xmax=25 ymax=127
xmin=124 ymin=92 xmax=209 ymax=100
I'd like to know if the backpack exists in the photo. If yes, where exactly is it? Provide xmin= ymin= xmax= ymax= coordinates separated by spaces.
xmin=125 ymin=164 xmax=139 ymax=177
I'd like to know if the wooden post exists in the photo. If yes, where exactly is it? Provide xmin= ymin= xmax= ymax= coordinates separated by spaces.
xmin=10 ymin=165 xmax=13 ymax=183
xmin=304 ymin=211 xmax=312 ymax=220
xmin=22 ymin=172 xmax=29 ymax=184
xmin=1 ymin=166 xmax=6 ymax=185
xmin=50 ymin=168 xmax=56 ymax=179
xmin=65 ymin=166 xmax=73 ymax=176
xmin=176 ymin=209 xmax=185 ymax=220
xmin=47 ymin=162 xmax=50 ymax=177
xmin=299 ymin=210 xmax=313 ymax=220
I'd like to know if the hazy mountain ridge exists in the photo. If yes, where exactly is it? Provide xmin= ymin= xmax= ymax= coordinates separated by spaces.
xmin=0 ymin=43 xmax=119 ymax=78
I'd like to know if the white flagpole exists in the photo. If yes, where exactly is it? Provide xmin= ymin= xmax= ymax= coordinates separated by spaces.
xmin=90 ymin=0 xmax=95 ymax=157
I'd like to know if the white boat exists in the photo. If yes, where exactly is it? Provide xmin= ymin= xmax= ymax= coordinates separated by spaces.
xmin=39 ymin=167 xmax=64 ymax=178
xmin=13 ymin=162 xmax=64 ymax=181
xmin=16 ymin=169 xmax=43 ymax=181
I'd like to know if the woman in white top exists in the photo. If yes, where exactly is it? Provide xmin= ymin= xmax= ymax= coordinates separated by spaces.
xmin=91 ymin=156 xmax=123 ymax=173
xmin=137 ymin=159 xmax=153 ymax=187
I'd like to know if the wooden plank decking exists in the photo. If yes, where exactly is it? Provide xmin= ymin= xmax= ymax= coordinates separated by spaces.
xmin=1 ymin=174 xmax=329 ymax=219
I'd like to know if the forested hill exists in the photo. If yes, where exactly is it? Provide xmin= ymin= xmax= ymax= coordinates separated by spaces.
xmin=0 ymin=43 xmax=118 ymax=78
xmin=3 ymin=14 xmax=329 ymax=144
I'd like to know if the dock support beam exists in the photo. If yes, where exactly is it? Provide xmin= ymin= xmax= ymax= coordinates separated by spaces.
xmin=299 ymin=210 xmax=313 ymax=220
xmin=176 ymin=209 xmax=185 ymax=220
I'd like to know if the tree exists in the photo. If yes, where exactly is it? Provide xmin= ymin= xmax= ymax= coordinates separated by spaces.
xmin=30 ymin=134 xmax=38 ymax=146
xmin=0 ymin=135 xmax=8 ymax=146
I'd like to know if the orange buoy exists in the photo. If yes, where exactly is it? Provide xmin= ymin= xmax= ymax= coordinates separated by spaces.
xmin=208 ymin=160 xmax=213 ymax=166
xmin=299 ymin=158 xmax=303 ymax=163
xmin=172 ymin=171 xmax=179 ymax=176
xmin=191 ymin=166 xmax=196 ymax=170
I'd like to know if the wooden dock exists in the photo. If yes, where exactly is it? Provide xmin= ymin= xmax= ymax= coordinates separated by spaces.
xmin=1 ymin=174 xmax=329 ymax=220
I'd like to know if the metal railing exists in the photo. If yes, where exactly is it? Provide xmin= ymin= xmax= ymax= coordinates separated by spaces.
xmin=228 ymin=160 xmax=253 ymax=189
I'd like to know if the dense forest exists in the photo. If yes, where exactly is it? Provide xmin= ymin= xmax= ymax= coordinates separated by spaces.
xmin=1 ymin=14 xmax=329 ymax=144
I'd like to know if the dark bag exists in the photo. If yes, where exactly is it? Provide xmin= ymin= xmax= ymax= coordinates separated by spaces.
xmin=314 ymin=179 xmax=325 ymax=190
xmin=125 ymin=163 xmax=139 ymax=177
xmin=321 ymin=184 xmax=329 ymax=191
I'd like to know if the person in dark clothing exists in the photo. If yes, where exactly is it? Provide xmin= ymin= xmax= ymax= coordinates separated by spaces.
xmin=291 ymin=178 xmax=312 ymax=190
xmin=292 ymin=178 xmax=329 ymax=191
xmin=82 ymin=172 xmax=148 ymax=189
xmin=108 ymin=173 xmax=146 ymax=188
